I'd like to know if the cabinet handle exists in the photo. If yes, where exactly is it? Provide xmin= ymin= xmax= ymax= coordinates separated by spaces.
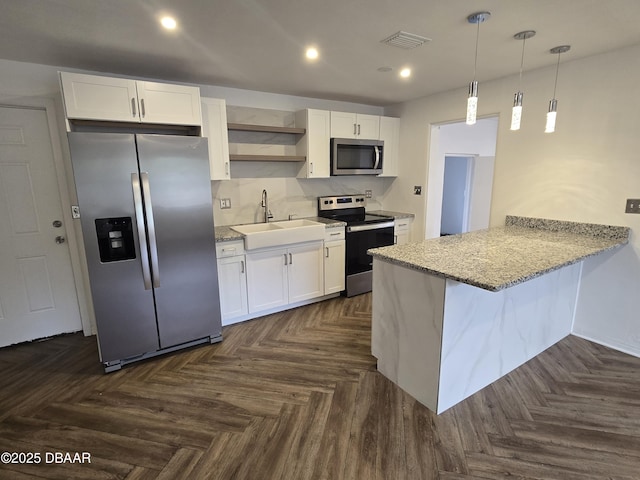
xmin=289 ymin=252 xmax=293 ymax=265
xmin=325 ymin=247 xmax=329 ymax=258
xmin=240 ymin=260 xmax=245 ymax=274
xmin=225 ymin=162 xmax=230 ymax=176
xmin=131 ymin=98 xmax=137 ymax=117
xmin=309 ymin=162 xmax=313 ymax=174
xmin=394 ymin=235 xmax=398 ymax=244
xmin=140 ymin=98 xmax=146 ymax=118
xmin=284 ymin=253 xmax=288 ymax=265
xmin=329 ymin=232 xmax=341 ymax=236
xmin=357 ymin=124 xmax=361 ymax=135
xmin=353 ymin=123 xmax=357 ymax=135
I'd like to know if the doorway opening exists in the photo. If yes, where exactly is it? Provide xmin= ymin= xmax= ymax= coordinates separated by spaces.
xmin=425 ymin=116 xmax=499 ymax=239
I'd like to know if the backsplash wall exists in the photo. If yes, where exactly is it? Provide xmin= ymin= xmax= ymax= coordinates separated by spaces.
xmin=212 ymin=174 xmax=393 ymax=226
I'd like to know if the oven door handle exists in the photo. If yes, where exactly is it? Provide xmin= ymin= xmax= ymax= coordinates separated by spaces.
xmin=347 ymin=221 xmax=395 ymax=233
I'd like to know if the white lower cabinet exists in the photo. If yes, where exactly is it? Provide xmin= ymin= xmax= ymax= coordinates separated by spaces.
xmin=246 ymin=241 xmax=324 ymax=313
xmin=323 ymin=228 xmax=346 ymax=294
xmin=394 ymin=218 xmax=414 ymax=245
xmin=216 ymin=241 xmax=248 ymax=324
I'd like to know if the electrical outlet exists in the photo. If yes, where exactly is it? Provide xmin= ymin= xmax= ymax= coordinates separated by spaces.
xmin=220 ymin=198 xmax=232 ymax=209
xmin=71 ymin=205 xmax=80 ymax=219
xmin=625 ymin=198 xmax=640 ymax=214
xmin=414 ymin=186 xmax=422 ymax=195
xmin=365 ymin=190 xmax=372 ymax=198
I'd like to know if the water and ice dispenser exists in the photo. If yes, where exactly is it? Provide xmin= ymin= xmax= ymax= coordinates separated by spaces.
xmin=95 ymin=217 xmax=136 ymax=263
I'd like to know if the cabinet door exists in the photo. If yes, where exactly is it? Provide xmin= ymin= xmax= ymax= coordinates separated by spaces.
xmin=394 ymin=219 xmax=413 ymax=245
xmin=356 ymin=114 xmax=380 ymax=139
xmin=217 ymin=256 xmax=248 ymax=323
xmin=246 ymin=248 xmax=288 ymax=313
xmin=202 ymin=98 xmax=231 ymax=180
xmin=288 ymin=242 xmax=324 ymax=303
xmin=330 ymin=111 xmax=357 ymax=138
xmin=296 ymin=109 xmax=330 ymax=178
xmin=60 ymin=72 xmax=138 ymax=122
xmin=379 ymin=116 xmax=399 ymax=177
xmin=324 ymin=240 xmax=345 ymax=294
xmin=136 ymin=81 xmax=202 ymax=126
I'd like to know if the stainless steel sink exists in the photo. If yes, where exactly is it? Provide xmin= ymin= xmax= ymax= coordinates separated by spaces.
xmin=231 ymin=219 xmax=325 ymax=250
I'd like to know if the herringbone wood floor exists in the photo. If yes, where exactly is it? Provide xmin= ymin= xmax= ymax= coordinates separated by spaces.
xmin=1 ymin=293 xmax=640 ymax=479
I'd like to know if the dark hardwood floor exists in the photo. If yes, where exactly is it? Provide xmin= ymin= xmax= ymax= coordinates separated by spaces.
xmin=1 ymin=293 xmax=640 ymax=479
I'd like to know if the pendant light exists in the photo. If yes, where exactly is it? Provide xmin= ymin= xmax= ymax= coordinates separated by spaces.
xmin=466 ymin=11 xmax=491 ymax=125
xmin=510 ymin=30 xmax=535 ymax=131
xmin=545 ymin=45 xmax=571 ymax=133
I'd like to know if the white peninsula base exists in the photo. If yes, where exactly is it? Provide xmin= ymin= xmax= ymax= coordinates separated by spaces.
xmin=372 ymin=259 xmax=582 ymax=414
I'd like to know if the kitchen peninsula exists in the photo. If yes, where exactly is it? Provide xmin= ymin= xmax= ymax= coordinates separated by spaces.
xmin=368 ymin=216 xmax=630 ymax=414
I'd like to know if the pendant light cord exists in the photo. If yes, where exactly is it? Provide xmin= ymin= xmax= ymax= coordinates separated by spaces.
xmin=518 ymin=37 xmax=527 ymax=89
xmin=552 ymin=52 xmax=561 ymax=99
xmin=473 ymin=21 xmax=480 ymax=80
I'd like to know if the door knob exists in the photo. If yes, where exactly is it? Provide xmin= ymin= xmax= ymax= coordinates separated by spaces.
xmin=55 ymin=236 xmax=66 ymax=244
xmin=52 ymin=220 xmax=62 ymax=228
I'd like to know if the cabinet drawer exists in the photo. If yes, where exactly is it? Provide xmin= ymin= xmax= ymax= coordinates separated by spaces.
xmin=216 ymin=240 xmax=245 ymax=257
xmin=324 ymin=228 xmax=346 ymax=241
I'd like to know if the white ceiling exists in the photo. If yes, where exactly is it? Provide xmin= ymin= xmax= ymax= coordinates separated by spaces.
xmin=2 ymin=0 xmax=640 ymax=106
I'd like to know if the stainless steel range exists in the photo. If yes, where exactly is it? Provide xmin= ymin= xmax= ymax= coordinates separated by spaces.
xmin=318 ymin=195 xmax=394 ymax=297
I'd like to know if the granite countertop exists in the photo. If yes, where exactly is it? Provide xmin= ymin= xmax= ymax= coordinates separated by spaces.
xmin=367 ymin=209 xmax=415 ymax=220
xmin=368 ymin=216 xmax=630 ymax=292
xmin=215 ymin=216 xmax=346 ymax=243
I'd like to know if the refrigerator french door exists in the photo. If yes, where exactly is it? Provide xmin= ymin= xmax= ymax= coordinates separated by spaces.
xmin=69 ymin=133 xmax=222 ymax=372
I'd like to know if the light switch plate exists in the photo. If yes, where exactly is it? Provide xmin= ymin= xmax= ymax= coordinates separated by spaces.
xmin=625 ymin=198 xmax=640 ymax=214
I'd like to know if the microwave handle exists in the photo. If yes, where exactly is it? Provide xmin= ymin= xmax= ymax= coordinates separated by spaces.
xmin=373 ymin=146 xmax=381 ymax=170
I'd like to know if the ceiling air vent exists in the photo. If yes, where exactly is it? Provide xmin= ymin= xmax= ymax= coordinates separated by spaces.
xmin=381 ymin=31 xmax=431 ymax=49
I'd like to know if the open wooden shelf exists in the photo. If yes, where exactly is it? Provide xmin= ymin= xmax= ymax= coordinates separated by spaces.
xmin=227 ymin=123 xmax=305 ymax=135
xmin=229 ymin=154 xmax=306 ymax=162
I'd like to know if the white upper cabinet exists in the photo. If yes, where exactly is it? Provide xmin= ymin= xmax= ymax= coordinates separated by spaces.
xmin=379 ymin=116 xmax=400 ymax=177
xmin=296 ymin=109 xmax=330 ymax=178
xmin=330 ymin=111 xmax=380 ymax=139
xmin=60 ymin=72 xmax=202 ymax=126
xmin=135 ymin=81 xmax=202 ymax=126
xmin=201 ymin=97 xmax=231 ymax=180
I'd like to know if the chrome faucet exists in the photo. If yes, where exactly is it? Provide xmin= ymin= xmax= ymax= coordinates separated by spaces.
xmin=261 ymin=189 xmax=273 ymax=223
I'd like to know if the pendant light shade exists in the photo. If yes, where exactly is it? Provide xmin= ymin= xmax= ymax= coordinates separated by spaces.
xmin=466 ymin=12 xmax=491 ymax=125
xmin=545 ymin=45 xmax=570 ymax=133
xmin=510 ymin=30 xmax=535 ymax=131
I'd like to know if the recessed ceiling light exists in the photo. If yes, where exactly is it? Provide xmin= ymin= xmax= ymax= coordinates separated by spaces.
xmin=400 ymin=68 xmax=411 ymax=78
xmin=306 ymin=47 xmax=319 ymax=60
xmin=160 ymin=16 xmax=177 ymax=30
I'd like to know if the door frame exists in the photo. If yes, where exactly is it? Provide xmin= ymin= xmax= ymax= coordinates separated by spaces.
xmin=0 ymin=96 xmax=93 ymax=336
xmin=425 ymin=115 xmax=499 ymax=239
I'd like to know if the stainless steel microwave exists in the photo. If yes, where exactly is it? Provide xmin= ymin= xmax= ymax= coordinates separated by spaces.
xmin=330 ymin=138 xmax=383 ymax=175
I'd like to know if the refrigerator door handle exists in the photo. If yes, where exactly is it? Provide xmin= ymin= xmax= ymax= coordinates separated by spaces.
xmin=131 ymin=173 xmax=153 ymax=290
xmin=140 ymin=172 xmax=161 ymax=288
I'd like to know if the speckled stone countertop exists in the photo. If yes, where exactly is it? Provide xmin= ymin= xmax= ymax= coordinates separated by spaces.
xmin=368 ymin=216 xmax=630 ymax=292
xmin=367 ymin=210 xmax=415 ymax=220
xmin=215 ymin=217 xmax=346 ymax=243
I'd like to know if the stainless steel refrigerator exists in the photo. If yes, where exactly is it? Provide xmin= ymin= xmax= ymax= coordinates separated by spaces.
xmin=68 ymin=133 xmax=222 ymax=372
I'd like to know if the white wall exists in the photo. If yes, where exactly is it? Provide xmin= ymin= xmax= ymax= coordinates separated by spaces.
xmin=384 ymin=44 xmax=640 ymax=357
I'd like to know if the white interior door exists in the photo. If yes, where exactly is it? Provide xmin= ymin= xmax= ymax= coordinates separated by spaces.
xmin=0 ymin=106 xmax=82 ymax=347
